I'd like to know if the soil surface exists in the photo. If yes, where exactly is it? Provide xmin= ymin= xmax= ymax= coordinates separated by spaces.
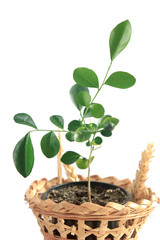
xmin=48 ymin=184 xmax=126 ymax=206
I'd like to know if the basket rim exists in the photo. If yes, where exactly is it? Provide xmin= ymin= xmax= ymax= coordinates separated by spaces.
xmin=25 ymin=175 xmax=158 ymax=220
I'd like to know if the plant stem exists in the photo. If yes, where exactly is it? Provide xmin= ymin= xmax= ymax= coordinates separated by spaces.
xmin=93 ymin=146 xmax=102 ymax=151
xmin=84 ymin=62 xmax=113 ymax=202
xmin=88 ymin=135 xmax=95 ymax=202
xmin=29 ymin=129 xmax=68 ymax=134
xmin=81 ymin=61 xmax=112 ymax=123
xmin=91 ymin=61 xmax=112 ymax=104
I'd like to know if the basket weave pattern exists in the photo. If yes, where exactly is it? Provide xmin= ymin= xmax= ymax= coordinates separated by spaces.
xmin=25 ymin=176 xmax=157 ymax=240
xmin=25 ymin=143 xmax=159 ymax=240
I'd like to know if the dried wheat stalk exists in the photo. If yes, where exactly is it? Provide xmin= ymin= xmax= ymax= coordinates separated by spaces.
xmin=132 ymin=143 xmax=154 ymax=201
xmin=63 ymin=164 xmax=79 ymax=182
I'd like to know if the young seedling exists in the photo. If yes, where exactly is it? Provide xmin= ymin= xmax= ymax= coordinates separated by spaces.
xmin=13 ymin=20 xmax=136 ymax=202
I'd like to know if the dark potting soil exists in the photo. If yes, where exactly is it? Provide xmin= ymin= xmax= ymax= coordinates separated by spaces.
xmin=48 ymin=184 xmax=126 ymax=206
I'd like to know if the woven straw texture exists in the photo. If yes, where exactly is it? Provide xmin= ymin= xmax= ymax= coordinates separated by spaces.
xmin=25 ymin=144 xmax=159 ymax=240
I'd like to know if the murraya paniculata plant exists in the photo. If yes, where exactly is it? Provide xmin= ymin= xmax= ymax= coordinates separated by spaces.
xmin=13 ymin=20 xmax=136 ymax=202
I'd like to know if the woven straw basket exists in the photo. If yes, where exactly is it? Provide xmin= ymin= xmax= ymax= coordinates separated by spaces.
xmin=25 ymin=137 xmax=159 ymax=240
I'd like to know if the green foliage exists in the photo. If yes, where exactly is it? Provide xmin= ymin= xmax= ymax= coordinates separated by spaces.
xmin=68 ymin=120 xmax=81 ymax=131
xmin=50 ymin=115 xmax=64 ymax=129
xmin=109 ymin=20 xmax=131 ymax=61
xmin=65 ymin=132 xmax=75 ymax=142
xmin=94 ymin=136 xmax=103 ymax=145
xmin=73 ymin=68 xmax=99 ymax=88
xmin=98 ymin=116 xmax=119 ymax=129
xmin=76 ymin=91 xmax=91 ymax=106
xmin=86 ymin=141 xmax=91 ymax=147
xmin=76 ymin=156 xmax=94 ymax=169
xmin=99 ymin=116 xmax=119 ymax=137
xmin=104 ymin=117 xmax=119 ymax=126
xmin=97 ymin=115 xmax=111 ymax=128
xmin=76 ymin=158 xmax=89 ymax=169
xmin=104 ymin=122 xmax=115 ymax=132
xmin=40 ymin=131 xmax=60 ymax=158
xmin=83 ymin=107 xmax=92 ymax=118
xmin=70 ymin=84 xmax=89 ymax=110
xmin=90 ymin=103 xmax=105 ymax=118
xmin=106 ymin=72 xmax=136 ymax=89
xmin=14 ymin=113 xmax=37 ymax=129
xmin=74 ymin=127 xmax=91 ymax=142
xmin=13 ymin=20 xmax=136 ymax=182
xmin=13 ymin=133 xmax=34 ymax=178
xmin=100 ymin=129 xmax=112 ymax=137
xmin=61 ymin=151 xmax=80 ymax=164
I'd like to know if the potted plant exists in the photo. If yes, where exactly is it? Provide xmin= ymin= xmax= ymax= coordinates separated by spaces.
xmin=13 ymin=20 xmax=159 ymax=240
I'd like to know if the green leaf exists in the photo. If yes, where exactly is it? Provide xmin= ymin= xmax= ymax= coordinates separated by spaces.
xmin=65 ymin=132 xmax=75 ymax=142
xmin=74 ymin=127 xmax=91 ymax=142
xmin=103 ymin=117 xmax=119 ymax=126
xmin=98 ymin=116 xmax=119 ymax=129
xmin=106 ymin=71 xmax=136 ymax=89
xmin=94 ymin=136 xmax=103 ymax=145
xmin=90 ymin=156 xmax=95 ymax=163
xmin=76 ymin=158 xmax=89 ymax=169
xmin=104 ymin=122 xmax=115 ymax=132
xmin=13 ymin=133 xmax=34 ymax=178
xmin=109 ymin=20 xmax=132 ymax=61
xmin=90 ymin=103 xmax=105 ymax=118
xmin=73 ymin=67 xmax=99 ymax=88
xmin=70 ymin=84 xmax=89 ymax=110
xmin=76 ymin=156 xmax=94 ymax=169
xmin=101 ymin=129 xmax=112 ymax=137
xmin=97 ymin=115 xmax=112 ymax=128
xmin=76 ymin=91 xmax=91 ymax=106
xmin=83 ymin=107 xmax=92 ymax=118
xmin=40 ymin=131 xmax=60 ymax=158
xmin=14 ymin=113 xmax=37 ymax=129
xmin=61 ymin=151 xmax=80 ymax=164
xmin=50 ymin=115 xmax=64 ymax=129
xmin=86 ymin=141 xmax=91 ymax=147
xmin=68 ymin=120 xmax=81 ymax=131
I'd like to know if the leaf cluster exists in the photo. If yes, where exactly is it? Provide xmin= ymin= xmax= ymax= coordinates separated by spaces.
xmin=13 ymin=20 xmax=136 ymax=178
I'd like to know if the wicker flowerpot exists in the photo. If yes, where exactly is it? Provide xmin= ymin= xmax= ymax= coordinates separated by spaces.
xmin=41 ymin=180 xmax=132 ymax=237
xmin=25 ymin=143 xmax=159 ymax=240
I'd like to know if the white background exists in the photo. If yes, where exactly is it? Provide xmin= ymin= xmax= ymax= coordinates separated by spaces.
xmin=0 ymin=0 xmax=160 ymax=239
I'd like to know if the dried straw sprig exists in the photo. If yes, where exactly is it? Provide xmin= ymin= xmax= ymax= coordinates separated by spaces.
xmin=132 ymin=143 xmax=154 ymax=202
xmin=63 ymin=164 xmax=79 ymax=182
